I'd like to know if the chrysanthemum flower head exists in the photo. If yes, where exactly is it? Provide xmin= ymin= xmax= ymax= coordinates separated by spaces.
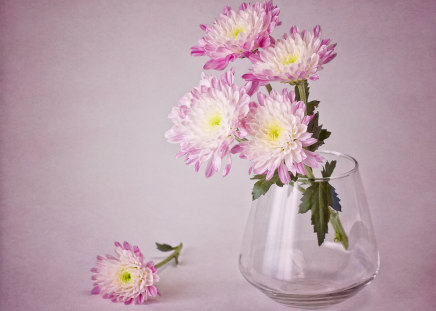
xmin=91 ymin=241 xmax=160 ymax=305
xmin=232 ymin=89 xmax=323 ymax=184
xmin=191 ymin=1 xmax=281 ymax=70
xmin=165 ymin=70 xmax=252 ymax=177
xmin=243 ymin=25 xmax=337 ymax=85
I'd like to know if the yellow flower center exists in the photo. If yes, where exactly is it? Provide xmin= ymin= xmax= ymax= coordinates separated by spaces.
xmin=230 ymin=26 xmax=245 ymax=38
xmin=266 ymin=122 xmax=283 ymax=142
xmin=208 ymin=114 xmax=222 ymax=129
xmin=120 ymin=270 xmax=132 ymax=283
xmin=281 ymin=54 xmax=300 ymax=66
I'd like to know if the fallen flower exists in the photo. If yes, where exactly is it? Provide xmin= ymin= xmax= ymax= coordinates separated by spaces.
xmin=91 ymin=241 xmax=183 ymax=305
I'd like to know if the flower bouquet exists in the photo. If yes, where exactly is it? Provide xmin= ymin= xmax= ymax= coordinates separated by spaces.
xmin=166 ymin=1 xmax=379 ymax=308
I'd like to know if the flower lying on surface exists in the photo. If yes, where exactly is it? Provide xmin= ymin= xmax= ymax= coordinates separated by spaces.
xmin=191 ymin=1 xmax=281 ymax=70
xmin=243 ymin=25 xmax=337 ymax=85
xmin=91 ymin=241 xmax=160 ymax=305
xmin=165 ymin=69 xmax=252 ymax=177
xmin=232 ymin=89 xmax=323 ymax=184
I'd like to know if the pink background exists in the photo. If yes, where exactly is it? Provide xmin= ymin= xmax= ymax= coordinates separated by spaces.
xmin=1 ymin=0 xmax=435 ymax=310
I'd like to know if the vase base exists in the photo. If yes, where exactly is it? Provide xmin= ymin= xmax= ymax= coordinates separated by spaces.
xmin=245 ymin=274 xmax=377 ymax=309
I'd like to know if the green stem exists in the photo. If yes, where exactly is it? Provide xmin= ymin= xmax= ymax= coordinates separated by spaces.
xmin=154 ymin=243 xmax=183 ymax=269
xmin=265 ymin=84 xmax=272 ymax=94
xmin=329 ymin=209 xmax=349 ymax=250
xmin=296 ymin=81 xmax=308 ymax=104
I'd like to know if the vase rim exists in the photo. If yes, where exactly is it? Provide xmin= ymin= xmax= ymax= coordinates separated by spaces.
xmin=297 ymin=150 xmax=359 ymax=182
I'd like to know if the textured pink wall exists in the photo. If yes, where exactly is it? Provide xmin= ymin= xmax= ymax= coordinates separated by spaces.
xmin=1 ymin=1 xmax=435 ymax=310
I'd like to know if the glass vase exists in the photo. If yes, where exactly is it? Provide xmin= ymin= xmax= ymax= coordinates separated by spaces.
xmin=239 ymin=151 xmax=379 ymax=309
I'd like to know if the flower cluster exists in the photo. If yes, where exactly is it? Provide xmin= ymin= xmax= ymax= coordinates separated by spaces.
xmin=91 ymin=242 xmax=160 ymax=305
xmin=167 ymin=0 xmax=337 ymax=189
xmin=191 ymin=1 xmax=281 ymax=70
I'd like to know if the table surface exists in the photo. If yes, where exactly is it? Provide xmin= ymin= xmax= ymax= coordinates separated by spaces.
xmin=1 ymin=1 xmax=436 ymax=310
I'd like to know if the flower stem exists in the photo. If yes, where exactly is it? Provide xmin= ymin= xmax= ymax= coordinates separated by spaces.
xmin=155 ymin=243 xmax=183 ymax=269
xmin=294 ymin=82 xmax=348 ymax=249
xmin=295 ymin=81 xmax=308 ymax=104
xmin=329 ymin=209 xmax=349 ymax=250
xmin=265 ymin=84 xmax=272 ymax=94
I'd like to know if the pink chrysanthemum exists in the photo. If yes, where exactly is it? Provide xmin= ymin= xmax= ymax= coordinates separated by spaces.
xmin=91 ymin=241 xmax=160 ymax=305
xmin=191 ymin=1 xmax=281 ymax=70
xmin=243 ymin=25 xmax=337 ymax=85
xmin=232 ymin=89 xmax=323 ymax=184
xmin=165 ymin=70 xmax=253 ymax=177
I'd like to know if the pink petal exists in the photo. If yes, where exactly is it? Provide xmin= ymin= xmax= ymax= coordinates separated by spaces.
xmin=231 ymin=144 xmax=242 ymax=154
xmin=295 ymin=162 xmax=306 ymax=175
xmin=278 ymin=162 xmax=290 ymax=184
xmin=124 ymin=298 xmax=133 ymax=305
xmin=301 ymin=137 xmax=317 ymax=147
xmin=147 ymin=285 xmax=158 ymax=297
xmin=114 ymin=241 xmax=122 ymax=248
xmin=222 ymin=154 xmax=232 ymax=177
xmin=205 ymin=160 xmax=215 ymax=178
xmin=123 ymin=241 xmax=131 ymax=250
xmin=265 ymin=169 xmax=274 ymax=180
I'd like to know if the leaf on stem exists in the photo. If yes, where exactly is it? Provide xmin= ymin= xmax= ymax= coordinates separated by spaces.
xmin=299 ymin=161 xmax=344 ymax=246
xmin=306 ymin=100 xmax=320 ymax=115
xmin=299 ymin=182 xmax=330 ymax=246
xmin=251 ymin=171 xmax=296 ymax=200
xmin=321 ymin=160 xmax=337 ymax=178
xmin=307 ymin=113 xmax=331 ymax=152
xmin=307 ymin=113 xmax=321 ymax=136
xmin=322 ymin=160 xmax=342 ymax=212
xmin=329 ymin=185 xmax=342 ymax=212
xmin=299 ymin=183 xmax=316 ymax=214
xmin=155 ymin=243 xmax=175 ymax=252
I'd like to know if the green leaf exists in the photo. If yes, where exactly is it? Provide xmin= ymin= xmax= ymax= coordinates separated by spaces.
xmin=307 ymin=113 xmax=322 ymax=137
xmin=299 ymin=182 xmax=330 ymax=246
xmin=299 ymin=183 xmax=316 ymax=214
xmin=310 ymin=182 xmax=330 ymax=246
xmin=252 ymin=179 xmax=275 ymax=200
xmin=309 ymin=128 xmax=331 ymax=151
xmin=156 ymin=243 xmax=175 ymax=252
xmin=321 ymin=160 xmax=337 ymax=178
xmin=251 ymin=172 xmax=290 ymax=200
xmin=329 ymin=185 xmax=342 ymax=212
xmin=306 ymin=100 xmax=320 ymax=115
xmin=321 ymin=161 xmax=342 ymax=212
xmin=307 ymin=113 xmax=331 ymax=152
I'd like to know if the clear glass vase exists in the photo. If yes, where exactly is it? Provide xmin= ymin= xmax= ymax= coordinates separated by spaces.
xmin=239 ymin=151 xmax=379 ymax=309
